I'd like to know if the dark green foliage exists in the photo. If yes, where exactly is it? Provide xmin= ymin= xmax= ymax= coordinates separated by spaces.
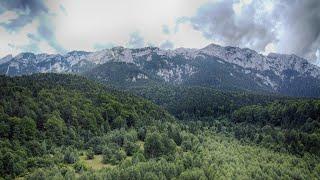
xmin=232 ymin=100 xmax=320 ymax=128
xmin=112 ymin=116 xmax=127 ymax=129
xmin=44 ymin=113 xmax=67 ymax=145
xmin=85 ymin=62 xmax=161 ymax=87
xmin=144 ymin=133 xmax=164 ymax=158
xmin=102 ymin=146 xmax=126 ymax=165
xmin=64 ymin=148 xmax=79 ymax=164
xmin=131 ymin=83 xmax=320 ymax=157
xmin=1 ymin=73 xmax=320 ymax=179
xmin=231 ymin=100 xmax=320 ymax=155
xmin=131 ymin=85 xmax=289 ymax=119
xmin=144 ymin=132 xmax=176 ymax=159
xmin=0 ymin=74 xmax=172 ymax=178
xmin=0 ymin=151 xmax=26 ymax=178
xmin=123 ymin=141 xmax=139 ymax=156
xmin=167 ymin=124 xmax=182 ymax=145
xmin=138 ymin=127 xmax=147 ymax=141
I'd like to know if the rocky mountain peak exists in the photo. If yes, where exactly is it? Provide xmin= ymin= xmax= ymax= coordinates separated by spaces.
xmin=0 ymin=54 xmax=13 ymax=65
xmin=1 ymin=43 xmax=320 ymax=97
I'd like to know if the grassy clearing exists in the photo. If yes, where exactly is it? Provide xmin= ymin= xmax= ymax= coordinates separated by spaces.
xmin=79 ymin=155 xmax=114 ymax=170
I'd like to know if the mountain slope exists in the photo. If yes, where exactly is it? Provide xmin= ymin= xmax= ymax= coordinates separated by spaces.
xmin=1 ymin=44 xmax=320 ymax=97
xmin=0 ymin=73 xmax=173 ymax=133
xmin=129 ymin=85 xmax=293 ymax=120
xmin=1 ymin=74 xmax=320 ymax=179
xmin=84 ymin=62 xmax=162 ymax=87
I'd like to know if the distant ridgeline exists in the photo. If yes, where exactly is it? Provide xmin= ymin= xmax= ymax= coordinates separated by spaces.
xmin=1 ymin=44 xmax=320 ymax=97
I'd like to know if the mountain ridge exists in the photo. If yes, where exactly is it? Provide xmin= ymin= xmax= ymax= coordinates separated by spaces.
xmin=1 ymin=43 xmax=320 ymax=97
xmin=2 ymin=43 xmax=318 ymax=75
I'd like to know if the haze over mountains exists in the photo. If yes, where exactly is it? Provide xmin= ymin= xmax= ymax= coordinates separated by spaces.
xmin=1 ymin=43 xmax=320 ymax=97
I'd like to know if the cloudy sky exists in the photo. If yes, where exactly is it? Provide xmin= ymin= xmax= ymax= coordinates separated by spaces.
xmin=0 ymin=0 xmax=320 ymax=65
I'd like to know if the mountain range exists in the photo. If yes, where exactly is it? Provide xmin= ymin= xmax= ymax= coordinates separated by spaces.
xmin=1 ymin=43 xmax=320 ymax=97
xmin=1 ymin=44 xmax=320 ymax=179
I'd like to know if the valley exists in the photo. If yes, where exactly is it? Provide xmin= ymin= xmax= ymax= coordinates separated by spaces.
xmin=0 ymin=73 xmax=319 ymax=179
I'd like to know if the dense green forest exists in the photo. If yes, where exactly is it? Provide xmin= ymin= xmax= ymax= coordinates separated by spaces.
xmin=130 ymin=85 xmax=291 ymax=119
xmin=130 ymin=85 xmax=320 ymax=156
xmin=0 ymin=74 xmax=320 ymax=179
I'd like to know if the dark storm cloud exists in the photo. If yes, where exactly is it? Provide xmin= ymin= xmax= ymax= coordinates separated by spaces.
xmin=185 ymin=0 xmax=320 ymax=62
xmin=0 ymin=0 xmax=65 ymax=53
xmin=37 ymin=16 xmax=66 ymax=53
xmin=187 ymin=0 xmax=276 ymax=52
xmin=275 ymin=0 xmax=320 ymax=62
xmin=0 ymin=0 xmax=48 ymax=31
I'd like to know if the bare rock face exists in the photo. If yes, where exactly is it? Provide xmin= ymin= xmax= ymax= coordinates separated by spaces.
xmin=1 ymin=44 xmax=320 ymax=97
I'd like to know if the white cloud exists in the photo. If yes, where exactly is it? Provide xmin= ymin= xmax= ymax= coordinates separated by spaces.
xmin=38 ymin=41 xmax=58 ymax=54
xmin=0 ymin=18 xmax=61 ymax=57
xmin=53 ymin=0 xmax=212 ymax=51
xmin=0 ymin=0 xmax=318 ymax=64
xmin=233 ymin=0 xmax=253 ymax=15
xmin=263 ymin=42 xmax=276 ymax=55
xmin=171 ymin=22 xmax=213 ymax=48
xmin=316 ymin=49 xmax=320 ymax=66
xmin=0 ymin=20 xmax=39 ymax=57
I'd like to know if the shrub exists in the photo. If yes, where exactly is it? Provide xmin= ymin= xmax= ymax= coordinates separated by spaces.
xmin=86 ymin=148 xmax=94 ymax=160
xmin=144 ymin=132 xmax=176 ymax=159
xmin=123 ymin=141 xmax=139 ymax=156
xmin=64 ymin=148 xmax=79 ymax=164
xmin=74 ymin=162 xmax=88 ymax=173
xmin=102 ymin=146 xmax=126 ymax=165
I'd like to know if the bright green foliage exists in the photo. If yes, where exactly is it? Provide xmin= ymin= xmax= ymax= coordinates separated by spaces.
xmin=86 ymin=148 xmax=94 ymax=160
xmin=143 ymin=172 xmax=158 ymax=180
xmin=179 ymin=168 xmax=207 ymax=180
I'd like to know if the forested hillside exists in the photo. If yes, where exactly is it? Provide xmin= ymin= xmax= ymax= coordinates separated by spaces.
xmin=0 ymin=74 xmax=319 ymax=179
xmin=130 ymin=85 xmax=320 ymax=156
xmin=0 ymin=74 xmax=173 ymax=178
xmin=130 ymin=85 xmax=290 ymax=119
